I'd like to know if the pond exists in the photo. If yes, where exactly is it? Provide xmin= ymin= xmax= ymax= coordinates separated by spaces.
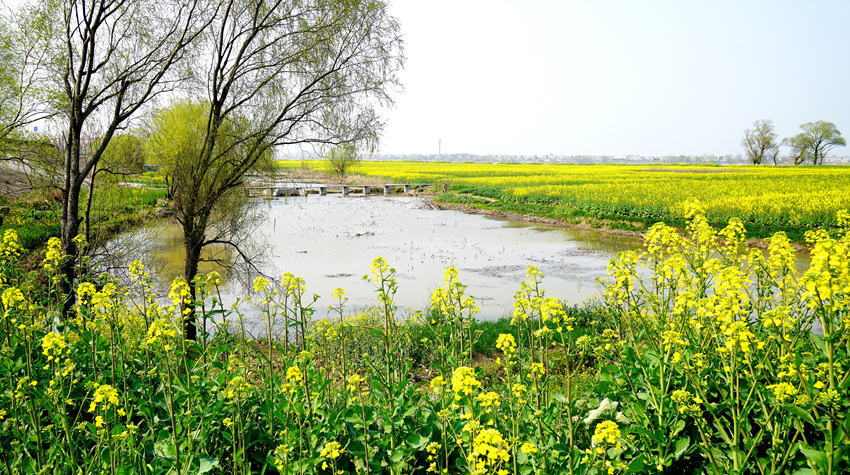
xmin=115 ymin=194 xmax=643 ymax=323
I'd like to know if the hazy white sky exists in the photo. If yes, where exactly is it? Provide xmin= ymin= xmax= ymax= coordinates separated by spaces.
xmin=379 ymin=0 xmax=850 ymax=157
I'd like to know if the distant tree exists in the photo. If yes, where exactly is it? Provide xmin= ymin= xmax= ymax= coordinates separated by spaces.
xmin=99 ymin=133 xmax=146 ymax=173
xmin=326 ymin=143 xmax=360 ymax=178
xmin=783 ymin=121 xmax=846 ymax=165
xmin=741 ymin=119 xmax=779 ymax=165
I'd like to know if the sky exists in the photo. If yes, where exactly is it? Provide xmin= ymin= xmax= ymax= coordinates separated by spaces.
xmin=378 ymin=0 xmax=850 ymax=157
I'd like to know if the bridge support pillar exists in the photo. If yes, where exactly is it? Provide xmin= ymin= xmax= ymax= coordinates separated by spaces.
xmin=343 ymin=185 xmax=350 ymax=196
xmin=384 ymin=185 xmax=392 ymax=195
xmin=319 ymin=186 xmax=327 ymax=196
xmin=403 ymin=184 xmax=412 ymax=193
xmin=363 ymin=186 xmax=370 ymax=195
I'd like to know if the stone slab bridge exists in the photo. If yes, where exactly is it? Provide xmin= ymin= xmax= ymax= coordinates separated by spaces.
xmin=245 ymin=183 xmax=432 ymax=197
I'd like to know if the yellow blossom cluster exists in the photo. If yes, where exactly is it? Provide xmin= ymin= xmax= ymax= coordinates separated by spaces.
xmin=224 ymin=376 xmax=251 ymax=400
xmin=41 ymin=332 xmax=67 ymax=361
xmin=425 ymin=441 xmax=442 ymax=473
xmin=450 ymin=366 xmax=481 ymax=399
xmin=430 ymin=267 xmax=480 ymax=321
xmin=320 ymin=441 xmax=344 ymax=459
xmin=591 ymin=420 xmax=623 ymax=451
xmin=430 ymin=375 xmax=446 ymax=393
xmin=476 ymin=391 xmax=500 ymax=413
xmin=468 ymin=428 xmax=510 ymax=474
xmin=766 ymin=382 xmax=798 ymax=403
xmin=511 ymin=383 xmax=528 ymax=404
xmin=2 ymin=286 xmax=25 ymax=312
xmin=0 ymin=229 xmax=22 ymax=265
xmin=88 ymin=384 xmax=120 ymax=413
xmin=41 ymin=237 xmax=63 ymax=273
xmin=671 ymin=389 xmax=702 ymax=414
xmin=146 ymin=318 xmax=177 ymax=350
xmin=495 ymin=334 xmax=516 ymax=364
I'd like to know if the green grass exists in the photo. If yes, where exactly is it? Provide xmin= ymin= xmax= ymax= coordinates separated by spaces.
xmin=0 ymin=185 xmax=167 ymax=255
xmin=0 ymin=201 xmax=61 ymax=250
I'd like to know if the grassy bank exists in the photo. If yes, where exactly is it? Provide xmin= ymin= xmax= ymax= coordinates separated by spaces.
xmin=0 ymin=185 xmax=167 ymax=256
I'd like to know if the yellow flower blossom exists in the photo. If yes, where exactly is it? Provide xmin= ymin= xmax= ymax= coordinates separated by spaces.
xmin=450 ymin=366 xmax=481 ymax=399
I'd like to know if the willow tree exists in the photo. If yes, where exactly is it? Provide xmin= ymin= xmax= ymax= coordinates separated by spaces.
xmin=741 ymin=119 xmax=778 ymax=165
xmin=784 ymin=121 xmax=846 ymax=165
xmin=14 ymin=0 xmax=213 ymax=312
xmin=327 ymin=142 xmax=360 ymax=178
xmin=149 ymin=0 xmax=403 ymax=339
xmin=146 ymin=99 xmax=272 ymax=295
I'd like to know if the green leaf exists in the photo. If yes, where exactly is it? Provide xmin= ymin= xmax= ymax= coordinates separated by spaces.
xmin=343 ymin=407 xmax=360 ymax=424
xmin=551 ymin=393 xmax=568 ymax=404
xmin=516 ymin=450 xmax=529 ymax=464
xmin=198 ymin=455 xmax=219 ymax=474
xmin=800 ymin=446 xmax=828 ymax=471
xmin=786 ymin=405 xmax=816 ymax=426
xmin=809 ymin=333 xmax=827 ymax=357
xmin=154 ymin=439 xmax=177 ymax=461
xmin=674 ymin=436 xmax=690 ymax=459
xmin=671 ymin=419 xmax=686 ymax=437
xmin=627 ymin=454 xmax=647 ymax=473
xmin=406 ymin=433 xmax=428 ymax=450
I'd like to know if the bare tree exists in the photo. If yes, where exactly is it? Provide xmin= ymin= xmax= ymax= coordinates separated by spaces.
xmin=14 ymin=0 xmax=215 ymax=313
xmin=154 ymin=0 xmax=403 ymax=339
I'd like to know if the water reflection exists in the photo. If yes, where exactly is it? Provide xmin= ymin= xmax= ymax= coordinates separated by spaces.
xmin=115 ymin=194 xmax=813 ymax=329
xmin=135 ymin=195 xmax=641 ymax=321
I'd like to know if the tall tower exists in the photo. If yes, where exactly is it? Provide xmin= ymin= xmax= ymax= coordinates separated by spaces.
xmin=438 ymin=139 xmax=441 ymax=158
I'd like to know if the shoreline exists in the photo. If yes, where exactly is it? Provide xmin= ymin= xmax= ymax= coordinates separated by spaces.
xmin=425 ymin=195 xmax=812 ymax=254
xmin=281 ymin=169 xmax=813 ymax=254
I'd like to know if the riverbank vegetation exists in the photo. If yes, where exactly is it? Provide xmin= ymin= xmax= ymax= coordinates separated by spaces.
xmin=1 ymin=205 xmax=848 ymax=474
xmin=280 ymin=160 xmax=850 ymax=243
xmin=0 ymin=186 xmax=166 ymax=254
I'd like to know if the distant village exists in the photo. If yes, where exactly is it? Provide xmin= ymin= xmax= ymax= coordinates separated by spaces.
xmin=280 ymin=151 xmax=850 ymax=165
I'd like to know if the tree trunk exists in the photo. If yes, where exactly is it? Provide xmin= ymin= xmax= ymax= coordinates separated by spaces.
xmin=84 ymin=165 xmax=98 ymax=245
xmin=183 ymin=228 xmax=203 ymax=341
xmin=59 ymin=183 xmax=81 ymax=317
xmin=59 ymin=127 xmax=84 ymax=318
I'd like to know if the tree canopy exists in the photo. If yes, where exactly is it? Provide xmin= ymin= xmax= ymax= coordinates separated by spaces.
xmin=327 ymin=143 xmax=360 ymax=178
xmin=784 ymin=121 xmax=846 ymax=165
xmin=7 ymin=0 xmax=403 ymax=333
xmin=741 ymin=119 xmax=778 ymax=165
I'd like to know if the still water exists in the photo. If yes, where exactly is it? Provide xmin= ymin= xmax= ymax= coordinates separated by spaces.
xmin=125 ymin=194 xmax=642 ymax=321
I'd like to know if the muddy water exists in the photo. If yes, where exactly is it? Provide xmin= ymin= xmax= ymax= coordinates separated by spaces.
xmin=135 ymin=195 xmax=642 ymax=321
